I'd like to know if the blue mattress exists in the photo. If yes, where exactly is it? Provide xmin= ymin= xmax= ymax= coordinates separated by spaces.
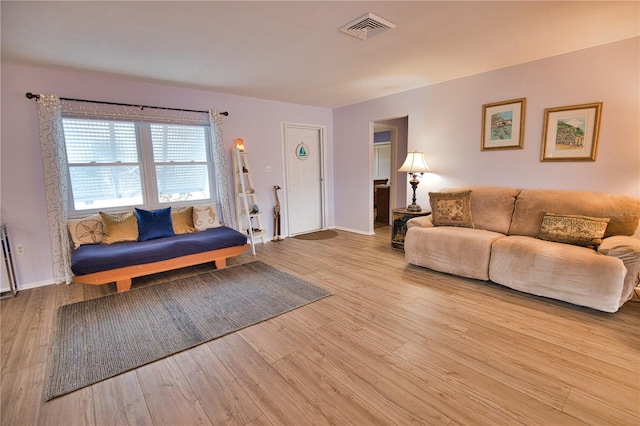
xmin=71 ymin=226 xmax=247 ymax=275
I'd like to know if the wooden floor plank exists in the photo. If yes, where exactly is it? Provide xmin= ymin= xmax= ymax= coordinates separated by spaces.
xmin=393 ymin=339 xmax=585 ymax=425
xmin=207 ymin=333 xmax=329 ymax=425
xmin=39 ymin=385 xmax=95 ymax=426
xmin=238 ymin=318 xmax=299 ymax=364
xmin=2 ymin=285 xmax=58 ymax=374
xmin=135 ymin=357 xmax=212 ymax=425
xmin=272 ymin=351 xmax=392 ymax=425
xmin=91 ymin=370 xmax=153 ymax=426
xmin=174 ymin=343 xmax=263 ymax=425
xmin=0 ymin=362 xmax=47 ymax=425
xmin=264 ymin=308 xmax=456 ymax=424
xmin=0 ymin=290 xmax=29 ymax=375
xmin=562 ymin=389 xmax=639 ymax=425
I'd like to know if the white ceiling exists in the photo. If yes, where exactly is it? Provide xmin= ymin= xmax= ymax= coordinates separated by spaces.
xmin=2 ymin=1 xmax=638 ymax=108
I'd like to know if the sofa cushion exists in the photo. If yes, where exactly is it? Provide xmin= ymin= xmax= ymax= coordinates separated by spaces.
xmin=489 ymin=236 xmax=626 ymax=312
xmin=135 ymin=207 xmax=175 ymax=242
xmin=68 ymin=214 xmax=104 ymax=248
xmin=171 ymin=206 xmax=197 ymax=235
xmin=509 ymin=189 xmax=640 ymax=238
xmin=193 ymin=202 xmax=222 ymax=230
xmin=431 ymin=187 xmax=520 ymax=234
xmin=100 ymin=211 xmax=138 ymax=244
xmin=405 ymin=226 xmax=505 ymax=280
xmin=429 ymin=190 xmax=473 ymax=228
xmin=598 ymin=236 xmax=640 ymax=305
xmin=537 ymin=213 xmax=610 ymax=248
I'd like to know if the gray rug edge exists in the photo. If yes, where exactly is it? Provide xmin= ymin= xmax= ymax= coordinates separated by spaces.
xmin=44 ymin=261 xmax=332 ymax=401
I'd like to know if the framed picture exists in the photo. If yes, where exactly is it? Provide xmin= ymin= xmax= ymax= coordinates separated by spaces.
xmin=481 ymin=98 xmax=526 ymax=151
xmin=541 ymin=102 xmax=602 ymax=162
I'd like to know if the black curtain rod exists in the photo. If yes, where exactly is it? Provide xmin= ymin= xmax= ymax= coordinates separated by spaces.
xmin=25 ymin=92 xmax=229 ymax=116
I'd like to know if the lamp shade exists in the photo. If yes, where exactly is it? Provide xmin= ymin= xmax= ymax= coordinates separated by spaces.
xmin=398 ymin=151 xmax=430 ymax=173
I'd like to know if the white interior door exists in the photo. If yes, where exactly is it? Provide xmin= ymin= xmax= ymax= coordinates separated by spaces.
xmin=283 ymin=123 xmax=325 ymax=236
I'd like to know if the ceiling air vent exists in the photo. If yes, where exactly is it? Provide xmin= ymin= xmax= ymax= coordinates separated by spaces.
xmin=340 ymin=13 xmax=396 ymax=40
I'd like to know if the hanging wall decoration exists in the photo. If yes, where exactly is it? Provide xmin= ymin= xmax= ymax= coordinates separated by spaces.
xmin=481 ymin=98 xmax=526 ymax=151
xmin=296 ymin=141 xmax=310 ymax=160
xmin=540 ymin=102 xmax=602 ymax=162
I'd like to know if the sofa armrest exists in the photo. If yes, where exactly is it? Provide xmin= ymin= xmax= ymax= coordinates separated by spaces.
xmin=407 ymin=216 xmax=434 ymax=229
xmin=598 ymin=235 xmax=640 ymax=303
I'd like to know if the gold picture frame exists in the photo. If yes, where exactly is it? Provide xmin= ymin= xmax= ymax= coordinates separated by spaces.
xmin=541 ymin=102 xmax=602 ymax=162
xmin=481 ymin=98 xmax=526 ymax=151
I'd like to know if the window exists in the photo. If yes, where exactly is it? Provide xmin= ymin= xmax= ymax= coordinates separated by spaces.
xmin=62 ymin=117 xmax=214 ymax=213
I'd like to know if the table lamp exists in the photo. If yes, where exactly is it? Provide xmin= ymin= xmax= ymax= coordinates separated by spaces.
xmin=398 ymin=151 xmax=430 ymax=212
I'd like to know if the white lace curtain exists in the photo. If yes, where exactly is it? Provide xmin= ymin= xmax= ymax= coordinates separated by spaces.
xmin=35 ymin=94 xmax=234 ymax=284
xmin=37 ymin=94 xmax=73 ymax=284
xmin=209 ymin=110 xmax=236 ymax=230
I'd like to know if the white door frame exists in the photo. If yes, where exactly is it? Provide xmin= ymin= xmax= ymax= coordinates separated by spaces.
xmin=371 ymin=122 xmax=399 ymax=232
xmin=281 ymin=122 xmax=327 ymax=237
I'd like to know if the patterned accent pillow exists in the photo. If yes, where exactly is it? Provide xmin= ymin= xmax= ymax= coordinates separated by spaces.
xmin=193 ymin=203 xmax=222 ymax=231
xmin=171 ymin=206 xmax=197 ymax=234
xmin=429 ymin=190 xmax=474 ymax=228
xmin=68 ymin=214 xmax=104 ymax=248
xmin=100 ymin=211 xmax=139 ymax=244
xmin=537 ymin=213 xmax=610 ymax=248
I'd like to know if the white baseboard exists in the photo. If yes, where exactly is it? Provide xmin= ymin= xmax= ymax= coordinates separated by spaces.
xmin=332 ymin=226 xmax=374 ymax=236
xmin=16 ymin=278 xmax=56 ymax=291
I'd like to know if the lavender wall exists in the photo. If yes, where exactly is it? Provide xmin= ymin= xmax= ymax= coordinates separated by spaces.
xmin=1 ymin=64 xmax=333 ymax=288
xmin=334 ymin=37 xmax=639 ymax=234
xmin=2 ymin=37 xmax=638 ymax=288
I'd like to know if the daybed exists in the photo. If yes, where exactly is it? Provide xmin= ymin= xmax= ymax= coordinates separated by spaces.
xmin=68 ymin=205 xmax=249 ymax=292
xmin=404 ymin=187 xmax=640 ymax=312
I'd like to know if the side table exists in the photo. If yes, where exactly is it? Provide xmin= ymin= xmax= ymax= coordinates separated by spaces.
xmin=391 ymin=209 xmax=431 ymax=250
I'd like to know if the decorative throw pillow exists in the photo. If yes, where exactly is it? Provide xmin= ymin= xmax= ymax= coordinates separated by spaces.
xmin=171 ymin=206 xmax=197 ymax=234
xmin=429 ymin=190 xmax=474 ymax=228
xmin=135 ymin=207 xmax=175 ymax=242
xmin=100 ymin=211 xmax=139 ymax=244
xmin=67 ymin=214 xmax=104 ymax=248
xmin=537 ymin=213 xmax=610 ymax=248
xmin=193 ymin=203 xmax=222 ymax=231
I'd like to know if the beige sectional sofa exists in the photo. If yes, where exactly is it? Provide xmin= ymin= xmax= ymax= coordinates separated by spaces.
xmin=404 ymin=187 xmax=640 ymax=312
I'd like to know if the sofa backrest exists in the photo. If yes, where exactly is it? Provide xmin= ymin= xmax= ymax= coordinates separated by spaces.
xmin=509 ymin=189 xmax=640 ymax=237
xmin=438 ymin=187 xmax=521 ymax=234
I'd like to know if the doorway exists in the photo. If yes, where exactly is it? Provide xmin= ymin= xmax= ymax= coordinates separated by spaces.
xmin=373 ymin=129 xmax=393 ymax=227
xmin=282 ymin=123 xmax=326 ymax=236
xmin=372 ymin=117 xmax=408 ymax=231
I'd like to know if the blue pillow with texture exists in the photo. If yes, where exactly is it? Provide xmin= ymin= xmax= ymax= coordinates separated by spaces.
xmin=135 ymin=207 xmax=175 ymax=241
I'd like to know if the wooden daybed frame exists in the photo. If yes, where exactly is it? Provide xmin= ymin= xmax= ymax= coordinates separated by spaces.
xmin=72 ymin=243 xmax=250 ymax=292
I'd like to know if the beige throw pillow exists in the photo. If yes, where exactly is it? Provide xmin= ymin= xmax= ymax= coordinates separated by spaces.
xmin=537 ymin=213 xmax=610 ymax=248
xmin=68 ymin=214 xmax=104 ymax=248
xmin=171 ymin=206 xmax=197 ymax=234
xmin=193 ymin=203 xmax=221 ymax=231
xmin=100 ymin=211 xmax=138 ymax=244
xmin=429 ymin=190 xmax=474 ymax=228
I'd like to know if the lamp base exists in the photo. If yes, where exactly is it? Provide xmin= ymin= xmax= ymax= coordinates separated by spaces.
xmin=406 ymin=203 xmax=422 ymax=212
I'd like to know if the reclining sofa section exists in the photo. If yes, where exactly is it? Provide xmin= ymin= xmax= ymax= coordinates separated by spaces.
xmin=404 ymin=187 xmax=640 ymax=313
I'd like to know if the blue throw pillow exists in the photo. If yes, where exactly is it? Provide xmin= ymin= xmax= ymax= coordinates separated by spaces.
xmin=135 ymin=207 xmax=175 ymax=241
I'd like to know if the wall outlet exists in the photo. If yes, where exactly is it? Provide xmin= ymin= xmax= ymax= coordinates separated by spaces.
xmin=265 ymin=166 xmax=272 ymax=173
xmin=15 ymin=244 xmax=25 ymax=255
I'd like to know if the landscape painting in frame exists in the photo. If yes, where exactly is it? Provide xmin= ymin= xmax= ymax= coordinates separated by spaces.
xmin=541 ymin=102 xmax=602 ymax=162
xmin=481 ymin=98 xmax=526 ymax=150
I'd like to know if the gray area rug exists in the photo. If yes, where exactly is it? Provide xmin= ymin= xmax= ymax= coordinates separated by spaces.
xmin=45 ymin=261 xmax=332 ymax=401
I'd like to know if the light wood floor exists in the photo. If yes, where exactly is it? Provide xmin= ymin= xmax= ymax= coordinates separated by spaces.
xmin=2 ymin=226 xmax=639 ymax=425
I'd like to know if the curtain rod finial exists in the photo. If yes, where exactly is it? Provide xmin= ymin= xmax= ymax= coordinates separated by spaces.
xmin=25 ymin=92 xmax=40 ymax=100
